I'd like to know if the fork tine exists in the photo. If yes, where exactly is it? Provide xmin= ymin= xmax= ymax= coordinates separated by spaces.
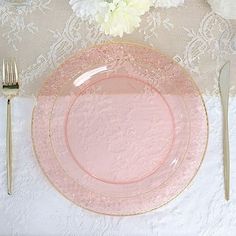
xmin=11 ymin=60 xmax=15 ymax=85
xmin=10 ymin=60 xmax=14 ymax=85
xmin=13 ymin=59 xmax=18 ymax=84
xmin=2 ymin=59 xmax=5 ymax=85
xmin=5 ymin=60 xmax=10 ymax=85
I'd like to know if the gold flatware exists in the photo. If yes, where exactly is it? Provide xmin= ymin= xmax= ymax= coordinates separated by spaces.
xmin=2 ymin=59 xmax=19 ymax=195
xmin=218 ymin=61 xmax=231 ymax=201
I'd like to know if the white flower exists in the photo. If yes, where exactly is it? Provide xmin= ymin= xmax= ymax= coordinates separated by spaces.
xmin=152 ymin=0 xmax=184 ymax=8
xmin=207 ymin=0 xmax=236 ymax=19
xmin=96 ymin=0 xmax=152 ymax=37
xmin=69 ymin=0 xmax=186 ymax=37
xmin=69 ymin=0 xmax=104 ymax=20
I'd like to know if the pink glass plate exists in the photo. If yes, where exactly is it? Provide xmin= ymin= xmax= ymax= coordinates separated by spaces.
xmin=32 ymin=42 xmax=208 ymax=215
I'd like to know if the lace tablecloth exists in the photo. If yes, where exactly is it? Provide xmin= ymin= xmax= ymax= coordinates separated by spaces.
xmin=0 ymin=0 xmax=236 ymax=235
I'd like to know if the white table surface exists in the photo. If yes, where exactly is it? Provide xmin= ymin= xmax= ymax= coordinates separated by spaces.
xmin=0 ymin=96 xmax=236 ymax=236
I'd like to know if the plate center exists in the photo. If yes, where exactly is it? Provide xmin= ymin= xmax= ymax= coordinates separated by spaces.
xmin=65 ymin=75 xmax=174 ymax=184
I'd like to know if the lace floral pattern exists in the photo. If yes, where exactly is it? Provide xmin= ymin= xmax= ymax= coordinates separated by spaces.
xmin=174 ymin=11 xmax=236 ymax=95
xmin=16 ymin=7 xmax=235 ymax=96
xmin=0 ymin=0 xmax=51 ymax=50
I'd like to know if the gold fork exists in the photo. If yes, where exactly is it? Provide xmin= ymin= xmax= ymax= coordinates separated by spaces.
xmin=2 ymin=59 xmax=19 ymax=195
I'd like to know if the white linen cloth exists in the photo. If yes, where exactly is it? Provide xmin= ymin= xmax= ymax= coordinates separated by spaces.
xmin=0 ymin=96 xmax=236 ymax=235
xmin=0 ymin=0 xmax=236 ymax=235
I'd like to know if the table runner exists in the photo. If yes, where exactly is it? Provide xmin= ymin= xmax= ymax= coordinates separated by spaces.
xmin=0 ymin=0 xmax=235 ymax=96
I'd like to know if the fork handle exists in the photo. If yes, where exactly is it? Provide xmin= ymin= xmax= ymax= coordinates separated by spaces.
xmin=6 ymin=98 xmax=12 ymax=195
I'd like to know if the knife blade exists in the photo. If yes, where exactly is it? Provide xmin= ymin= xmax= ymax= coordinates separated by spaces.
xmin=218 ymin=61 xmax=230 ymax=201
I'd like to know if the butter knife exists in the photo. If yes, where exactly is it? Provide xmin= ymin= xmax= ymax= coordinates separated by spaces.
xmin=218 ymin=61 xmax=230 ymax=201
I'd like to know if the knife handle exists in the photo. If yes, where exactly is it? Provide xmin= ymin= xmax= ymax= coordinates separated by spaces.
xmin=222 ymin=101 xmax=230 ymax=201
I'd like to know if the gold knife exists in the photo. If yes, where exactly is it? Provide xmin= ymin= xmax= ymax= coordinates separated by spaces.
xmin=218 ymin=61 xmax=231 ymax=201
